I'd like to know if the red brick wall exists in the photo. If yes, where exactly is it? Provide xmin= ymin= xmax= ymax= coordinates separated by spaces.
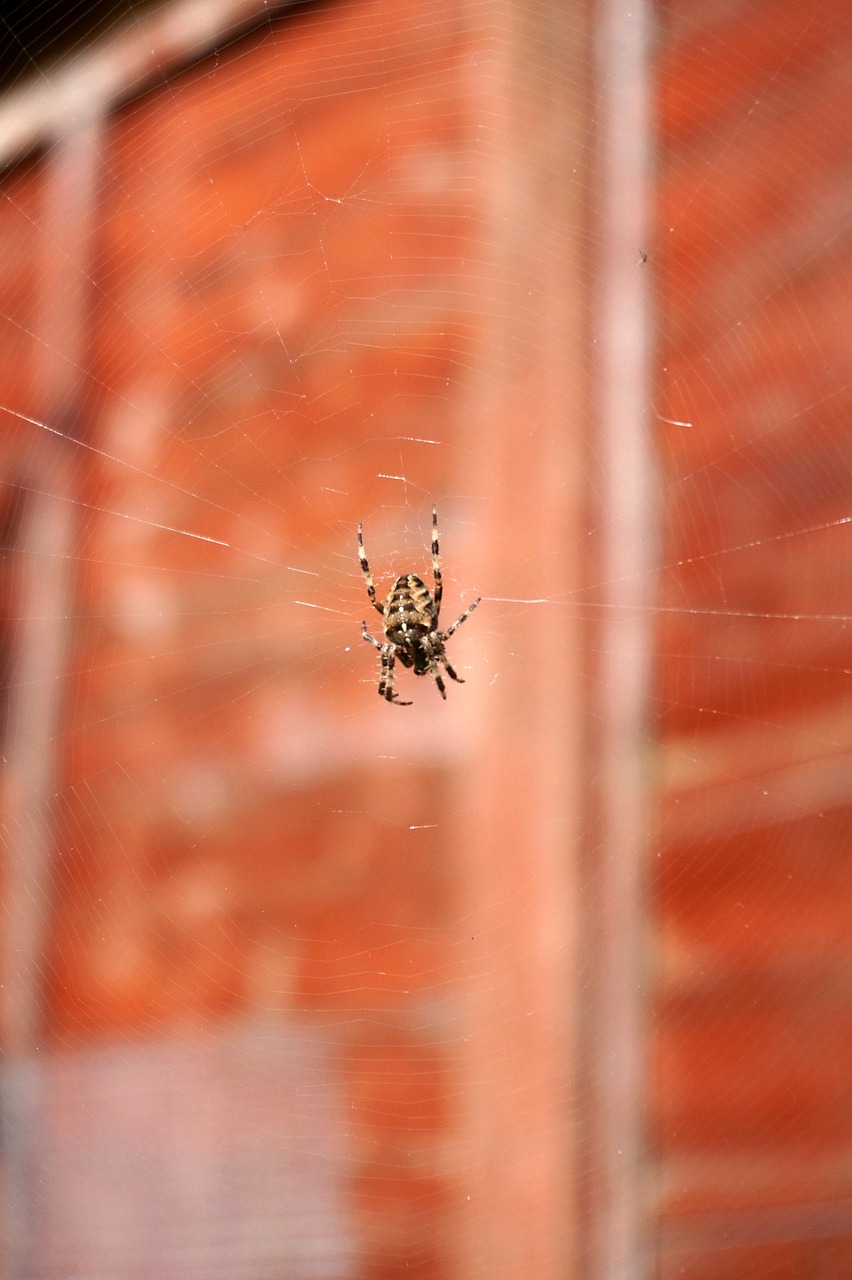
xmin=654 ymin=1 xmax=852 ymax=1275
xmin=1 ymin=3 xmax=590 ymax=1278
xmin=2 ymin=0 xmax=850 ymax=1277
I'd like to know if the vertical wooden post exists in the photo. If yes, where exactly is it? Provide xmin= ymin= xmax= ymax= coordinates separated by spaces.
xmin=581 ymin=0 xmax=654 ymax=1276
xmin=1 ymin=117 xmax=101 ymax=1280
xmin=451 ymin=3 xmax=593 ymax=1277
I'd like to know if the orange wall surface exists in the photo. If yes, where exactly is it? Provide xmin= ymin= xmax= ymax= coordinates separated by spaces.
xmin=0 ymin=2 xmax=850 ymax=1279
xmin=654 ymin=1 xmax=852 ymax=1275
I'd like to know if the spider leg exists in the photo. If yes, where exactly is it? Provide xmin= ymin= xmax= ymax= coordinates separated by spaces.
xmin=431 ymin=503 xmax=442 ymax=614
xmin=440 ymin=657 xmax=464 ymax=685
xmin=358 ymin=523 xmax=385 ymax=617
xmin=378 ymin=646 xmax=392 ymax=698
xmin=420 ymin=634 xmax=460 ymax=694
xmin=442 ymin=595 xmax=481 ymax=639
xmin=361 ymin=621 xmax=383 ymax=651
xmin=379 ymin=645 xmax=411 ymax=706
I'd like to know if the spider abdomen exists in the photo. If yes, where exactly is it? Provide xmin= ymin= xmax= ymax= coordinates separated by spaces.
xmin=383 ymin=574 xmax=438 ymax=646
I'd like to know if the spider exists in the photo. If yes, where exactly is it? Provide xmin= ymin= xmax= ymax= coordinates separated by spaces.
xmin=358 ymin=504 xmax=480 ymax=705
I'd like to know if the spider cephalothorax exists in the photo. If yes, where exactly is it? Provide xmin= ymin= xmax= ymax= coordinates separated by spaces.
xmin=358 ymin=504 xmax=480 ymax=705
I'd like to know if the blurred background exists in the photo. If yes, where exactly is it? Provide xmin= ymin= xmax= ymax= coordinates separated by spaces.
xmin=0 ymin=1 xmax=850 ymax=1277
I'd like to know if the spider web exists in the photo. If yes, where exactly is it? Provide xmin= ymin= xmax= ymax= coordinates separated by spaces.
xmin=0 ymin=2 xmax=850 ymax=1279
